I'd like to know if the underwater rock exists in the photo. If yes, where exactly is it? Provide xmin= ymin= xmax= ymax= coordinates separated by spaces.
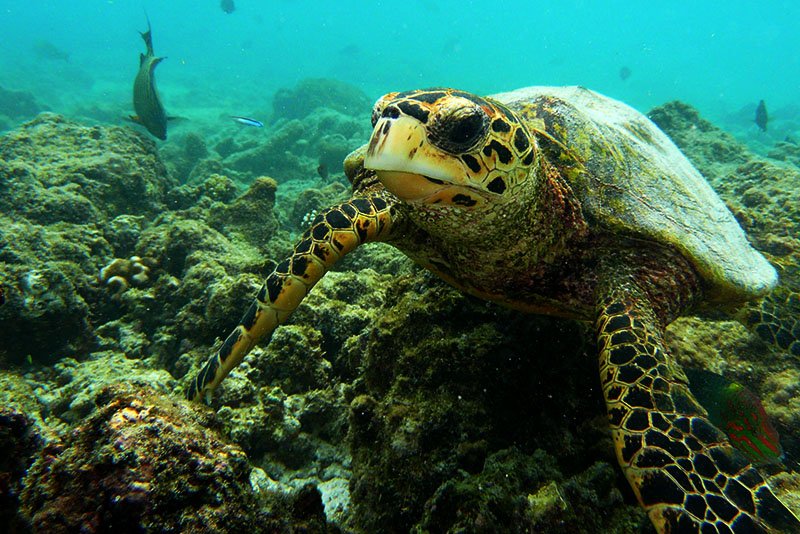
xmin=223 ymin=104 xmax=369 ymax=185
xmin=768 ymin=140 xmax=800 ymax=168
xmin=34 ymin=352 xmax=176 ymax=424
xmin=415 ymin=449 xmax=644 ymax=533
xmin=344 ymin=271 xmax=620 ymax=531
xmin=0 ymin=113 xmax=175 ymax=221
xmin=0 ymin=406 xmax=44 ymax=531
xmin=317 ymin=134 xmax=354 ymax=178
xmin=0 ymin=241 xmax=95 ymax=365
xmin=104 ymin=214 xmax=146 ymax=258
xmin=160 ymin=131 xmax=213 ymax=183
xmin=649 ymin=102 xmax=751 ymax=175
xmin=0 ymin=86 xmax=48 ymax=121
xmin=165 ymin=172 xmax=240 ymax=211
xmin=272 ymin=78 xmax=371 ymax=121
xmin=18 ymin=383 xmax=276 ymax=532
xmin=207 ymin=176 xmax=280 ymax=248
xmin=187 ymin=157 xmax=228 ymax=184
xmin=225 ymin=119 xmax=308 ymax=182
xmin=0 ymin=113 xmax=175 ymax=363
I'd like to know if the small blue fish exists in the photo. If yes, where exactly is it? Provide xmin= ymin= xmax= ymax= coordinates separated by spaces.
xmin=231 ymin=116 xmax=264 ymax=128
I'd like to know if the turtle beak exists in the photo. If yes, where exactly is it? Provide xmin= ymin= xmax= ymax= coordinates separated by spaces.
xmin=365 ymin=116 xmax=457 ymax=202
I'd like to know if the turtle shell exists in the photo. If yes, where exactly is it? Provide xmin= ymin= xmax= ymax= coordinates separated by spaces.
xmin=491 ymin=86 xmax=776 ymax=304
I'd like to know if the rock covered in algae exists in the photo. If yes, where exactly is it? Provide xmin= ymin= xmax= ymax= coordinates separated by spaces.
xmin=0 ymin=113 xmax=174 ymax=221
xmin=217 ymin=79 xmax=372 ymax=183
xmin=0 ymin=85 xmax=48 ymax=124
xmin=0 ymin=407 xmax=44 ymax=530
xmin=342 ymin=272 xmax=649 ymax=532
xmin=18 ymin=383 xmax=329 ymax=533
xmin=272 ymin=78 xmax=371 ymax=121
xmin=0 ymin=114 xmax=174 ymax=365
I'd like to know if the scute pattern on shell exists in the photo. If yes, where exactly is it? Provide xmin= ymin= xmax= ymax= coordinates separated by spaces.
xmin=492 ymin=86 xmax=777 ymax=304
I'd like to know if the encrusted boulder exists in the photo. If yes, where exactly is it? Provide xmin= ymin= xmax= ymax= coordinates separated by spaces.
xmin=19 ymin=384 xmax=271 ymax=532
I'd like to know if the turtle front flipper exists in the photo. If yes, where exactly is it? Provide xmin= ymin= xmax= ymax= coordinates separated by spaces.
xmin=596 ymin=279 xmax=800 ymax=533
xmin=185 ymin=193 xmax=397 ymax=403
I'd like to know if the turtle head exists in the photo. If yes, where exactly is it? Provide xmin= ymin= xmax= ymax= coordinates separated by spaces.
xmin=364 ymin=89 xmax=535 ymax=208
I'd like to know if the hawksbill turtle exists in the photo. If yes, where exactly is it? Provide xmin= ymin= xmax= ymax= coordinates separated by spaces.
xmin=186 ymin=86 xmax=800 ymax=532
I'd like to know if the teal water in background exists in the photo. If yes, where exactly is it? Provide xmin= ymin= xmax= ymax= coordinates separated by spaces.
xmin=1 ymin=0 xmax=798 ymax=134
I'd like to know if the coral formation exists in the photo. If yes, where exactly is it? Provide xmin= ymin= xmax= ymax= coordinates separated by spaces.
xmin=0 ymin=407 xmax=44 ymax=530
xmin=1 ymin=81 xmax=799 ymax=531
xmin=272 ymin=78 xmax=371 ymax=121
xmin=98 ymin=256 xmax=157 ymax=297
xmin=18 ymin=384 xmax=286 ymax=532
xmin=0 ymin=86 xmax=48 ymax=123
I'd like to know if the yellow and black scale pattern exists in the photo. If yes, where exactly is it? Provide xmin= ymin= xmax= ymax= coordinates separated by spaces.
xmin=185 ymin=193 xmax=396 ymax=403
xmin=597 ymin=278 xmax=799 ymax=533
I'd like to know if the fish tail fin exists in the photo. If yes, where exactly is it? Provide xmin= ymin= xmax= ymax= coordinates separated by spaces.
xmin=140 ymin=14 xmax=155 ymax=55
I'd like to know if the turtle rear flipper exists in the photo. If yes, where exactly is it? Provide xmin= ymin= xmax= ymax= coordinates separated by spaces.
xmin=596 ymin=279 xmax=800 ymax=533
xmin=185 ymin=193 xmax=397 ymax=403
xmin=742 ymin=287 xmax=800 ymax=358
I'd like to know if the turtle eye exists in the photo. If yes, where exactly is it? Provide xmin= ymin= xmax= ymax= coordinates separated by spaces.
xmin=430 ymin=105 xmax=488 ymax=154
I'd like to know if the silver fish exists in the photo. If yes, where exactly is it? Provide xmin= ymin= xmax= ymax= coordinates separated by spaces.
xmin=231 ymin=116 xmax=264 ymax=128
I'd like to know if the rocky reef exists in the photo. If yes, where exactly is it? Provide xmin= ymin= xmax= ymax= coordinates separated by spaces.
xmin=0 ymin=79 xmax=798 ymax=532
xmin=0 ymin=86 xmax=49 ymax=132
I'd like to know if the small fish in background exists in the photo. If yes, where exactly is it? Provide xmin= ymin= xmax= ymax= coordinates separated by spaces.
xmin=220 ymin=0 xmax=236 ymax=14
xmin=441 ymin=37 xmax=463 ymax=56
xmin=755 ymin=99 xmax=768 ymax=132
xmin=317 ymin=162 xmax=329 ymax=180
xmin=686 ymin=368 xmax=783 ymax=466
xmin=338 ymin=43 xmax=360 ymax=57
xmin=33 ymin=40 xmax=70 ymax=62
xmin=231 ymin=116 xmax=264 ymax=128
xmin=130 ymin=18 xmax=169 ymax=140
xmin=619 ymin=66 xmax=631 ymax=81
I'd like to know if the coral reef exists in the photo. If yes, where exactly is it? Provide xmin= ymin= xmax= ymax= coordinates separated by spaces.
xmin=0 ymin=86 xmax=48 ymax=124
xmin=272 ymin=78 xmax=371 ymax=121
xmin=17 ymin=383 xmax=325 ymax=532
xmin=0 ymin=114 xmax=172 ymax=365
xmin=223 ymin=107 xmax=370 ymax=184
xmin=1 ymin=84 xmax=799 ymax=532
xmin=0 ymin=113 xmax=174 ymax=220
xmin=0 ymin=407 xmax=44 ymax=530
